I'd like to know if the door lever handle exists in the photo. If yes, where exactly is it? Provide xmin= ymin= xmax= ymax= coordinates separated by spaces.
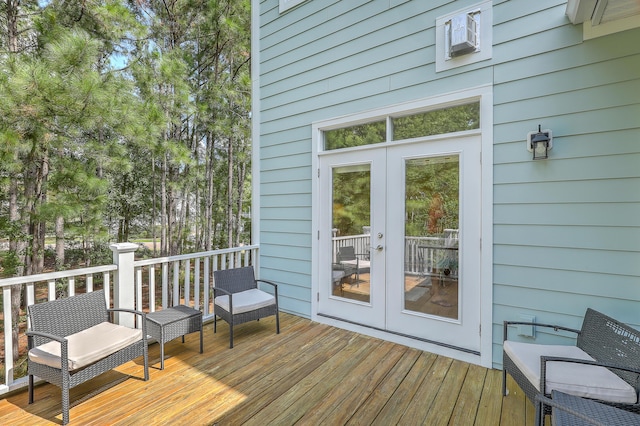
xmin=371 ymin=245 xmax=383 ymax=252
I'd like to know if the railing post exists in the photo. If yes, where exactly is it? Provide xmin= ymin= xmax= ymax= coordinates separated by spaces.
xmin=110 ymin=242 xmax=138 ymax=328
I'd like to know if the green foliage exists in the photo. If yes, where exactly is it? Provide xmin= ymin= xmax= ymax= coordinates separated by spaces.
xmin=393 ymin=102 xmax=480 ymax=141
xmin=325 ymin=121 xmax=386 ymax=150
xmin=332 ymin=168 xmax=371 ymax=236
xmin=405 ymin=157 xmax=459 ymax=238
xmin=0 ymin=0 xmax=253 ymax=269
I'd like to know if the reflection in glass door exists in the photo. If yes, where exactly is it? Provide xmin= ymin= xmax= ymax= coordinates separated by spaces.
xmin=386 ymin=136 xmax=481 ymax=353
xmin=317 ymin=148 xmax=386 ymax=329
xmin=331 ymin=165 xmax=371 ymax=303
xmin=403 ymin=156 xmax=459 ymax=320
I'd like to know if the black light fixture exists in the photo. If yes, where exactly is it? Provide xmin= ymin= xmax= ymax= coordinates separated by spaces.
xmin=527 ymin=125 xmax=552 ymax=160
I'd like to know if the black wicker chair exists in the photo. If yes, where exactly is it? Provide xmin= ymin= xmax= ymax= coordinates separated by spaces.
xmin=26 ymin=289 xmax=148 ymax=425
xmin=503 ymin=308 xmax=640 ymax=426
xmin=213 ymin=266 xmax=279 ymax=348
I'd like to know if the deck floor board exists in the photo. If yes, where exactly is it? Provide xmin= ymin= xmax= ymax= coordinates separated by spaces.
xmin=0 ymin=313 xmax=537 ymax=425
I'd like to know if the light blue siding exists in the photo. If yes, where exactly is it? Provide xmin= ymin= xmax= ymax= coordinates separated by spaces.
xmin=256 ymin=0 xmax=640 ymax=367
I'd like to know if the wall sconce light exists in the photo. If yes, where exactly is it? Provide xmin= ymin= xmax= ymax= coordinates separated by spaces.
xmin=527 ymin=125 xmax=552 ymax=160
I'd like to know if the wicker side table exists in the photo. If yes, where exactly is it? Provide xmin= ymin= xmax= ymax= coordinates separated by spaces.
xmin=147 ymin=305 xmax=203 ymax=370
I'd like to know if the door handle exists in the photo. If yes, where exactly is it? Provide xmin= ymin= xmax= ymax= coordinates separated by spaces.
xmin=371 ymin=245 xmax=383 ymax=252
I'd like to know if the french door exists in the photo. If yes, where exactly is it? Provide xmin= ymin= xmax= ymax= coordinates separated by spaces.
xmin=317 ymin=135 xmax=481 ymax=353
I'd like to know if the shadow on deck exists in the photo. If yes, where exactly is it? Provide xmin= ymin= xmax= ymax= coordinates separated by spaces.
xmin=0 ymin=313 xmax=538 ymax=425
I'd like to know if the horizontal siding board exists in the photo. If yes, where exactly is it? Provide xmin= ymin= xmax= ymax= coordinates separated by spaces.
xmin=260 ymin=206 xmax=312 ymax=221
xmin=494 ymin=154 xmax=640 ymax=184
xmin=261 ymin=152 xmax=311 ymax=170
xmin=494 ymin=225 xmax=640 ymax=252
xmin=259 ymin=254 xmax=310 ymax=275
xmin=260 ymin=126 xmax=311 ymax=145
xmin=495 ymin=80 xmax=640 ymax=125
xmin=494 ymin=265 xmax=640 ymax=302
xmin=494 ymin=245 xmax=640 ymax=276
xmin=494 ymin=130 xmax=640 ymax=163
xmin=494 ymin=28 xmax=640 ymax=84
xmin=494 ymin=285 xmax=640 ymax=324
xmin=494 ymin=55 xmax=640 ymax=105
xmin=494 ymin=203 xmax=640 ymax=227
xmin=278 ymin=297 xmax=311 ymax=317
xmin=261 ymin=193 xmax=311 ymax=208
xmin=493 ymin=3 xmax=569 ymax=46
xmin=261 ymin=180 xmax=311 ymax=196
xmin=492 ymin=25 xmax=583 ymax=64
xmin=261 ymin=36 xmax=430 ymax=103
xmin=260 ymin=165 xmax=311 ymax=183
xmin=260 ymin=231 xmax=311 ymax=247
xmin=493 ymin=104 xmax=640 ymax=143
xmin=493 ymin=0 xmax=565 ymax=25
xmin=494 ymin=178 xmax=640 ymax=204
xmin=261 ymin=219 xmax=311 ymax=234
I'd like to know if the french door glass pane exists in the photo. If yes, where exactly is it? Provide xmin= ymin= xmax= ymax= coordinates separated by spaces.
xmin=331 ymin=164 xmax=371 ymax=303
xmin=403 ymin=156 xmax=459 ymax=319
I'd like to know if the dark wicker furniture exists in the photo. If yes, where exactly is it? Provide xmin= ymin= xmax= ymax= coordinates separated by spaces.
xmin=147 ymin=305 xmax=203 ymax=369
xmin=537 ymin=391 xmax=640 ymax=426
xmin=213 ymin=266 xmax=279 ymax=348
xmin=503 ymin=308 xmax=640 ymax=426
xmin=26 ymin=290 xmax=149 ymax=425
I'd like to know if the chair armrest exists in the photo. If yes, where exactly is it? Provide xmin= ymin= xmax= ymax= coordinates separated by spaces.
xmin=26 ymin=330 xmax=68 ymax=346
xmin=503 ymin=320 xmax=581 ymax=342
xmin=535 ymin=394 xmax=604 ymax=425
xmin=257 ymin=279 xmax=279 ymax=298
xmin=539 ymin=355 xmax=640 ymax=396
xmin=26 ymin=330 xmax=70 ymax=372
xmin=212 ymin=287 xmax=232 ymax=297
xmin=256 ymin=279 xmax=278 ymax=289
xmin=107 ymin=308 xmax=147 ymax=338
xmin=107 ymin=307 xmax=147 ymax=318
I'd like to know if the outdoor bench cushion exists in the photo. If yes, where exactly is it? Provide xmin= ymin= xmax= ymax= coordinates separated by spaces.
xmin=28 ymin=321 xmax=142 ymax=371
xmin=214 ymin=288 xmax=275 ymax=314
xmin=503 ymin=340 xmax=637 ymax=404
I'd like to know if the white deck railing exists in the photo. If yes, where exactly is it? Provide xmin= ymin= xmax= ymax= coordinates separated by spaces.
xmin=0 ymin=233 xmax=457 ymax=394
xmin=333 ymin=233 xmax=459 ymax=277
xmin=0 ymin=243 xmax=258 ymax=395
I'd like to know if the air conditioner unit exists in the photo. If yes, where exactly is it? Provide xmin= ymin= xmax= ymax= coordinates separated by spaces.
xmin=448 ymin=13 xmax=477 ymax=56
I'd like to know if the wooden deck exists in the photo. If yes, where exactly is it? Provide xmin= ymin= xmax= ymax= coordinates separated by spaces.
xmin=0 ymin=313 xmax=538 ymax=425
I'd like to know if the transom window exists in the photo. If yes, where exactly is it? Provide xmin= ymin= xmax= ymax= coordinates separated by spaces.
xmin=323 ymin=101 xmax=480 ymax=151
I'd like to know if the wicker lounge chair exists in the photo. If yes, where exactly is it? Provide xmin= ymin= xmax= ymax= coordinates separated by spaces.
xmin=213 ymin=266 xmax=280 ymax=348
xmin=26 ymin=290 xmax=149 ymax=425
xmin=503 ymin=308 xmax=640 ymax=426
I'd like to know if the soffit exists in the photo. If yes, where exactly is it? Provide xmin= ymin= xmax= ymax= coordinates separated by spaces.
xmin=567 ymin=0 xmax=640 ymax=25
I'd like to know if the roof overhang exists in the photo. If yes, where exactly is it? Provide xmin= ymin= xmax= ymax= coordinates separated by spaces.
xmin=566 ymin=0 xmax=640 ymax=25
xmin=566 ymin=0 xmax=640 ymax=39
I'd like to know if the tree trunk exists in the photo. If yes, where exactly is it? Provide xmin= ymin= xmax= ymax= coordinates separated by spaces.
xmin=55 ymin=216 xmax=65 ymax=269
xmin=227 ymin=136 xmax=233 ymax=248
xmin=205 ymin=132 xmax=214 ymax=251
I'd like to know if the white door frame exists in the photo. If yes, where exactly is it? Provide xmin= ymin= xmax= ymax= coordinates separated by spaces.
xmin=311 ymin=85 xmax=493 ymax=367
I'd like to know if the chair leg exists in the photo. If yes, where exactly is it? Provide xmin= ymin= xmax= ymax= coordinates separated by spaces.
xmin=214 ymin=315 xmax=217 ymax=333
xmin=28 ymin=374 xmax=34 ymax=404
xmin=276 ymin=311 xmax=280 ymax=334
xmin=143 ymin=342 xmax=149 ymax=380
xmin=502 ymin=369 xmax=507 ymax=396
xmin=229 ymin=323 xmax=234 ymax=349
xmin=62 ymin=375 xmax=70 ymax=425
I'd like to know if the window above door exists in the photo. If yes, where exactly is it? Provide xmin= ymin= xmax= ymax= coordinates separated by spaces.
xmin=322 ymin=101 xmax=480 ymax=152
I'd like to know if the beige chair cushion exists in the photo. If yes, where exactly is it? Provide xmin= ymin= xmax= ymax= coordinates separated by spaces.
xmin=504 ymin=340 xmax=637 ymax=404
xmin=215 ymin=288 xmax=275 ymax=314
xmin=29 ymin=322 xmax=142 ymax=371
